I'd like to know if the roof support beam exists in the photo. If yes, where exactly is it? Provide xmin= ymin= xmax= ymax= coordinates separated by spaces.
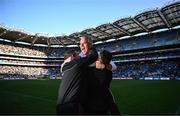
xmin=47 ymin=37 xmax=51 ymax=47
xmin=93 ymin=28 xmax=112 ymax=37
xmin=61 ymin=33 xmax=76 ymax=43
xmin=31 ymin=35 xmax=38 ymax=45
xmin=54 ymin=37 xmax=65 ymax=46
xmin=88 ymin=34 xmax=100 ymax=41
xmin=0 ymin=30 xmax=8 ymax=37
xmin=69 ymin=33 xmax=81 ymax=44
xmin=111 ymin=24 xmax=131 ymax=36
xmin=64 ymin=36 xmax=77 ymax=45
xmin=132 ymin=18 xmax=149 ymax=32
xmin=15 ymin=34 xmax=29 ymax=41
xmin=157 ymin=10 xmax=172 ymax=28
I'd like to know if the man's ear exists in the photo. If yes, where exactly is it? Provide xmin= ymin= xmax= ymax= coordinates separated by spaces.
xmin=70 ymin=55 xmax=75 ymax=60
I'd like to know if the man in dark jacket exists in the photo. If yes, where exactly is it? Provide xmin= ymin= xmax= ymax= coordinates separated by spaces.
xmin=86 ymin=50 xmax=120 ymax=115
xmin=79 ymin=35 xmax=120 ymax=115
xmin=56 ymin=48 xmax=98 ymax=115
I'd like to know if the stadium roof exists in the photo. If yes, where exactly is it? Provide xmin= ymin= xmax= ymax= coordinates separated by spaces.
xmin=0 ymin=1 xmax=180 ymax=47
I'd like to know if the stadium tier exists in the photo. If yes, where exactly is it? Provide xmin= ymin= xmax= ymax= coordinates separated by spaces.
xmin=0 ymin=1 xmax=180 ymax=80
xmin=0 ymin=28 xmax=179 ymax=80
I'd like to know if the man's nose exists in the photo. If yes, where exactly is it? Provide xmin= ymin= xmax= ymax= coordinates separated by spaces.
xmin=80 ymin=44 xmax=84 ymax=48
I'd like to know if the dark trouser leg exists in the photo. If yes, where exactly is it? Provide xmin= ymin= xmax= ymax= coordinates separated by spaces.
xmin=109 ymin=102 xmax=121 ymax=115
xmin=56 ymin=103 xmax=78 ymax=115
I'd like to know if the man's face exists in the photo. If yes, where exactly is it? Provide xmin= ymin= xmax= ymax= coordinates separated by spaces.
xmin=80 ymin=37 xmax=91 ymax=55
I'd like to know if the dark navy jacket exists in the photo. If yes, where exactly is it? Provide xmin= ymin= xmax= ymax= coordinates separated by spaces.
xmin=57 ymin=48 xmax=98 ymax=105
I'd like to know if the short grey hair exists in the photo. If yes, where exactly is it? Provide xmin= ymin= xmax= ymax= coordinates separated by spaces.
xmin=80 ymin=35 xmax=93 ymax=45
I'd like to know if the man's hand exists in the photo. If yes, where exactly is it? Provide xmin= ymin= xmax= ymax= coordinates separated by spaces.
xmin=105 ymin=64 xmax=112 ymax=71
xmin=60 ymin=57 xmax=72 ymax=73
xmin=96 ymin=60 xmax=113 ymax=70
xmin=64 ymin=57 xmax=71 ymax=63
xmin=96 ymin=60 xmax=105 ymax=70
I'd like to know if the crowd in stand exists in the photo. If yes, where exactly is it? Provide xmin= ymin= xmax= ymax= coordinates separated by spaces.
xmin=0 ymin=66 xmax=47 ymax=76
xmin=112 ymin=60 xmax=179 ymax=80
xmin=0 ymin=43 xmax=64 ymax=79
xmin=0 ymin=43 xmax=68 ymax=57
xmin=0 ymin=59 xmax=61 ymax=65
xmin=45 ymin=47 xmax=78 ymax=58
xmin=95 ymin=29 xmax=178 ymax=52
xmin=1 ymin=60 xmax=179 ymax=80
xmin=0 ymin=66 xmax=61 ymax=79
xmin=0 ymin=43 xmax=46 ymax=57
xmin=113 ymin=51 xmax=179 ymax=61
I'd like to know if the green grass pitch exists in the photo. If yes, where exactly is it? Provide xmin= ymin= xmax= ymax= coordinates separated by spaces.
xmin=0 ymin=80 xmax=180 ymax=115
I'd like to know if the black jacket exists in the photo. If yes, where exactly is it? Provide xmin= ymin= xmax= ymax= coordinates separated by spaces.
xmin=57 ymin=48 xmax=98 ymax=105
xmin=86 ymin=68 xmax=120 ymax=115
xmin=86 ymin=68 xmax=113 ymax=111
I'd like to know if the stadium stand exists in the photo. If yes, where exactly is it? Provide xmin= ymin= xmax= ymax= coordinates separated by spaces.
xmin=0 ymin=1 xmax=179 ymax=80
xmin=0 ymin=42 xmax=64 ymax=79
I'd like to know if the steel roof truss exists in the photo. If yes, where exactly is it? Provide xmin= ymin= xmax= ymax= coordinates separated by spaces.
xmin=132 ymin=18 xmax=149 ymax=32
xmin=158 ymin=10 xmax=172 ymax=28
xmin=0 ymin=30 xmax=8 ymax=37
xmin=15 ymin=34 xmax=29 ymax=41
xmin=111 ymin=24 xmax=131 ymax=36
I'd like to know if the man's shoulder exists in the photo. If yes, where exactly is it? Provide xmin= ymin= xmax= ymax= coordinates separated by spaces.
xmin=62 ymin=61 xmax=77 ymax=71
